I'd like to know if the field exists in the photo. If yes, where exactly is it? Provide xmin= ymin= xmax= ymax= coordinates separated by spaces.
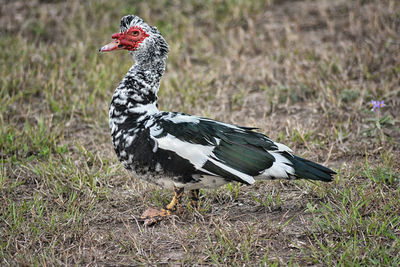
xmin=1 ymin=0 xmax=399 ymax=265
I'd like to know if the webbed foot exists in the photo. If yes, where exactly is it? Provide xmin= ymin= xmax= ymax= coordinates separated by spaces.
xmin=140 ymin=187 xmax=184 ymax=226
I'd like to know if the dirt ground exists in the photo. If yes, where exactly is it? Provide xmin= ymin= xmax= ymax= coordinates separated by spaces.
xmin=1 ymin=0 xmax=399 ymax=265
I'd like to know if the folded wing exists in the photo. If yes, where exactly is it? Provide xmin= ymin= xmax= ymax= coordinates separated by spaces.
xmin=151 ymin=113 xmax=295 ymax=184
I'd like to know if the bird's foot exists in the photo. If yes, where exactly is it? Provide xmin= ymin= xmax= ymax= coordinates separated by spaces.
xmin=140 ymin=207 xmax=172 ymax=226
xmin=140 ymin=187 xmax=185 ymax=226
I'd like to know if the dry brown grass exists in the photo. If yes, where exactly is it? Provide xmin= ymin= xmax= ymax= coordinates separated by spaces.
xmin=1 ymin=0 xmax=399 ymax=265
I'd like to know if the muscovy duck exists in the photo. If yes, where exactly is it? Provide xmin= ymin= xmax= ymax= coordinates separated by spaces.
xmin=100 ymin=15 xmax=335 ymax=225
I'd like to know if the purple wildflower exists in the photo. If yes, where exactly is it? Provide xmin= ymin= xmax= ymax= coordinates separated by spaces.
xmin=370 ymin=100 xmax=385 ymax=112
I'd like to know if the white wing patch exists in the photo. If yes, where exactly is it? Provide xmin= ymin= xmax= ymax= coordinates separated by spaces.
xmin=258 ymin=151 xmax=295 ymax=179
xmin=165 ymin=114 xmax=200 ymax=124
xmin=155 ymin=133 xmax=214 ymax=169
xmin=274 ymin=142 xmax=293 ymax=153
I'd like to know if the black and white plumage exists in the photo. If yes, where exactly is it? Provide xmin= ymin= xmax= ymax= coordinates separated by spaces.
xmin=100 ymin=15 xmax=335 ymax=206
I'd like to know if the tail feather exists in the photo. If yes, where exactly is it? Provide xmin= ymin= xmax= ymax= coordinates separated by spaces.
xmin=292 ymin=155 xmax=335 ymax=182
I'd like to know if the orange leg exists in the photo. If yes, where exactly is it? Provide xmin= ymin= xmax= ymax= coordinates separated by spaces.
xmin=166 ymin=187 xmax=184 ymax=211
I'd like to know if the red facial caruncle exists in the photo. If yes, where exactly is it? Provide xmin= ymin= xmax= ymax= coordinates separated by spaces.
xmin=100 ymin=26 xmax=149 ymax=52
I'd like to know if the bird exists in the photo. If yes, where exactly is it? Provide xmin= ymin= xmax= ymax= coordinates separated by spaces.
xmin=99 ymin=15 xmax=336 ymax=225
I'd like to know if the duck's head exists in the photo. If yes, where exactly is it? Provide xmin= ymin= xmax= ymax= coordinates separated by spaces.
xmin=100 ymin=15 xmax=169 ymax=61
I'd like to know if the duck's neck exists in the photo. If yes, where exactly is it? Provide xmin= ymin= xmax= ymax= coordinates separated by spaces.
xmin=109 ymin=57 xmax=166 ymax=130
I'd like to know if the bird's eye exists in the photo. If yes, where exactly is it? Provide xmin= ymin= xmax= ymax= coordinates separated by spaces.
xmin=132 ymin=30 xmax=139 ymax=36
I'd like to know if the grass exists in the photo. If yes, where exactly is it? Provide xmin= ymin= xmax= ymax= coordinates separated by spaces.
xmin=1 ymin=0 xmax=399 ymax=265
